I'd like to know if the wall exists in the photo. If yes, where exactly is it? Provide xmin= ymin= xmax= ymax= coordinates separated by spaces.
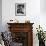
xmin=40 ymin=0 xmax=46 ymax=14
xmin=2 ymin=0 xmax=40 ymax=46
xmin=40 ymin=0 xmax=46 ymax=32
xmin=0 ymin=0 xmax=2 ymax=32
xmin=2 ymin=0 xmax=46 ymax=46
xmin=2 ymin=0 xmax=40 ymax=30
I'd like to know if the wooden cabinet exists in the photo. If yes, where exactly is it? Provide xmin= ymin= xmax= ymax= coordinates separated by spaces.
xmin=7 ymin=23 xmax=34 ymax=46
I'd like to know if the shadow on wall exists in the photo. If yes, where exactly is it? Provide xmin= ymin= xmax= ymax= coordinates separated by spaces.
xmin=40 ymin=0 xmax=46 ymax=14
xmin=0 ymin=0 xmax=2 ymax=32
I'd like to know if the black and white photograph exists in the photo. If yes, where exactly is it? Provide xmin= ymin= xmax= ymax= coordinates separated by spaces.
xmin=15 ymin=3 xmax=26 ymax=16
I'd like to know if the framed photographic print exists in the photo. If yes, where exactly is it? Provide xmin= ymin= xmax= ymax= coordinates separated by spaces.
xmin=15 ymin=3 xmax=26 ymax=16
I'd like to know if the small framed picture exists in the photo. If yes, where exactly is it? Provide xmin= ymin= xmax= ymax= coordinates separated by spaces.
xmin=15 ymin=3 xmax=26 ymax=16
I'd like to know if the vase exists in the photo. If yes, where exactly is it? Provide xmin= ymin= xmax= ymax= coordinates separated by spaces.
xmin=39 ymin=40 xmax=45 ymax=46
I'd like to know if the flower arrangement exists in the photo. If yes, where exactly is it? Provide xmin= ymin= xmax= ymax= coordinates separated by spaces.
xmin=36 ymin=25 xmax=45 ymax=41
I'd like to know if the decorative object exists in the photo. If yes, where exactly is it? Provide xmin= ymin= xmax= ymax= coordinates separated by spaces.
xmin=36 ymin=25 xmax=45 ymax=46
xmin=8 ymin=19 xmax=19 ymax=23
xmin=15 ymin=3 xmax=26 ymax=16
xmin=25 ymin=20 xmax=30 ymax=23
xmin=10 ymin=20 xmax=13 ymax=21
